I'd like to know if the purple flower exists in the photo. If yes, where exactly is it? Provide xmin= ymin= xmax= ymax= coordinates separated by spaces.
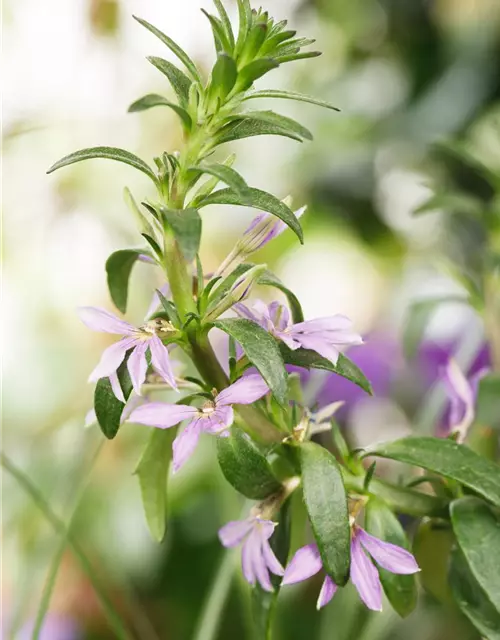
xmin=78 ymin=306 xmax=177 ymax=399
xmin=235 ymin=300 xmax=363 ymax=365
xmin=129 ymin=374 xmax=269 ymax=471
xmin=282 ymin=526 xmax=419 ymax=611
xmin=215 ymin=205 xmax=306 ymax=278
xmin=441 ymin=358 xmax=489 ymax=441
xmin=219 ymin=516 xmax=285 ymax=591
xmin=146 ymin=283 xmax=171 ymax=318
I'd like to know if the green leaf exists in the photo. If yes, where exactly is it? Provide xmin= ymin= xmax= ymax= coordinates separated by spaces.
xmin=450 ymin=497 xmax=500 ymax=613
xmin=160 ymin=207 xmax=202 ymax=262
xmin=197 ymin=187 xmax=303 ymax=243
xmin=213 ymin=318 xmax=288 ymax=405
xmin=94 ymin=357 xmax=133 ymax=439
xmin=364 ymin=500 xmax=417 ymax=617
xmin=189 ymin=153 xmax=236 ymax=205
xmin=134 ymin=428 xmax=177 ymax=542
xmin=236 ymin=58 xmax=280 ymax=91
xmin=128 ymin=94 xmax=192 ymax=129
xmin=47 ymin=146 xmax=157 ymax=183
xmin=365 ymin=437 xmax=500 ymax=507
xmin=300 ymin=442 xmax=350 ymax=585
xmin=105 ymin=249 xmax=144 ymax=314
xmin=215 ymin=116 xmax=304 ymax=145
xmin=189 ymin=162 xmax=249 ymax=201
xmin=242 ymin=89 xmax=340 ymax=111
xmin=476 ymin=374 xmax=500 ymax=428
xmin=277 ymin=51 xmax=322 ymax=64
xmin=201 ymin=10 xmax=232 ymax=53
xmin=147 ymin=56 xmax=192 ymax=106
xmin=449 ymin=547 xmax=500 ymax=640
xmin=258 ymin=271 xmax=304 ymax=323
xmin=216 ymin=428 xmax=282 ymax=499
xmin=235 ymin=0 xmax=252 ymax=57
xmin=133 ymin=15 xmax=201 ymax=83
xmin=141 ymin=232 xmax=163 ymax=260
xmin=280 ymin=346 xmax=373 ymax=395
xmin=413 ymin=520 xmax=454 ymax=604
xmin=212 ymin=0 xmax=235 ymax=50
xmin=232 ymin=110 xmax=313 ymax=140
xmin=209 ymin=53 xmax=238 ymax=100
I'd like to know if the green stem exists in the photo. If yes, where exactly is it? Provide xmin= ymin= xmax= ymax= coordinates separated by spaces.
xmin=162 ymin=226 xmax=197 ymax=320
xmin=1 ymin=451 xmax=134 ymax=640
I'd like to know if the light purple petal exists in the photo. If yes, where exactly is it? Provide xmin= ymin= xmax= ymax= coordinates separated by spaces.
xmin=85 ymin=409 xmax=96 ymax=427
xmin=253 ymin=538 xmax=274 ymax=592
xmin=296 ymin=335 xmax=341 ymax=365
xmin=121 ymin=394 xmax=147 ymax=422
xmin=149 ymin=334 xmax=178 ymax=390
xmin=316 ymin=576 xmax=337 ymax=610
xmin=291 ymin=315 xmax=354 ymax=333
xmin=127 ymin=342 xmax=149 ymax=395
xmin=109 ymin=371 xmax=126 ymax=403
xmin=242 ymin=529 xmax=258 ymax=586
xmin=282 ymin=544 xmax=323 ymax=585
xmin=255 ymin=518 xmax=277 ymax=540
xmin=145 ymin=283 xmax=170 ymax=319
xmin=216 ymin=374 xmax=269 ymax=406
xmin=269 ymin=302 xmax=290 ymax=332
xmin=78 ymin=306 xmax=136 ymax=335
xmin=218 ymin=519 xmax=254 ymax=548
xmin=350 ymin=534 xmax=383 ymax=611
xmin=129 ymin=402 xmax=196 ymax=428
xmin=274 ymin=330 xmax=302 ymax=351
xmin=261 ymin=538 xmax=285 ymax=576
xmin=88 ymin=337 xmax=137 ymax=382
xmin=357 ymin=529 xmax=420 ymax=575
xmin=202 ymin=406 xmax=234 ymax=434
xmin=233 ymin=303 xmax=261 ymax=324
xmin=172 ymin=418 xmax=202 ymax=472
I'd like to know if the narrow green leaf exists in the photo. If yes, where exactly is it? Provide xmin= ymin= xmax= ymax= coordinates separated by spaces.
xmin=147 ymin=56 xmax=192 ymax=106
xmin=94 ymin=357 xmax=133 ymax=440
xmin=451 ymin=497 xmax=500 ymax=612
xmin=128 ymin=94 xmax=192 ymax=129
xmin=365 ymin=437 xmax=500 ymax=507
xmin=190 ymin=162 xmax=249 ymax=201
xmin=197 ymin=187 xmax=303 ymax=243
xmin=133 ymin=15 xmax=201 ymax=83
xmin=216 ymin=428 xmax=282 ymax=499
xmin=202 ymin=10 xmax=231 ymax=53
xmin=210 ymin=53 xmax=238 ymax=100
xmin=449 ymin=547 xmax=500 ymax=640
xmin=235 ymin=0 xmax=252 ymax=57
xmin=280 ymin=346 xmax=373 ymax=395
xmin=134 ymin=428 xmax=176 ymax=542
xmin=239 ymin=23 xmax=268 ymax=65
xmin=213 ymin=0 xmax=235 ymax=50
xmin=258 ymin=271 xmax=304 ymax=323
xmin=300 ymin=442 xmax=350 ymax=585
xmin=236 ymin=58 xmax=280 ymax=91
xmin=213 ymin=318 xmax=288 ymax=405
xmin=189 ymin=153 xmax=236 ymax=205
xmin=105 ymin=249 xmax=144 ymax=314
xmin=364 ymin=500 xmax=417 ymax=617
xmin=229 ymin=109 xmax=312 ymax=140
xmin=242 ymin=89 xmax=340 ymax=111
xmin=160 ymin=207 xmax=202 ymax=262
xmin=47 ymin=147 xmax=157 ymax=183
xmin=215 ymin=116 xmax=304 ymax=145
xmin=277 ymin=51 xmax=322 ymax=63
xmin=476 ymin=373 xmax=500 ymax=428
xmin=413 ymin=520 xmax=454 ymax=604
xmin=141 ymin=232 xmax=163 ymax=260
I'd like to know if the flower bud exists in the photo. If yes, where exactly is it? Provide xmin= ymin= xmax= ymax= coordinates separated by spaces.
xmin=204 ymin=264 xmax=267 ymax=321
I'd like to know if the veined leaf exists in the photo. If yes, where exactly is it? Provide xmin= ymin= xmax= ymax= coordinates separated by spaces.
xmin=133 ymin=15 xmax=201 ymax=83
xmin=217 ymin=428 xmax=281 ymax=499
xmin=236 ymin=58 xmax=280 ymax=91
xmin=258 ymin=271 xmax=304 ymax=323
xmin=212 ymin=0 xmax=235 ymax=50
xmin=105 ymin=249 xmax=145 ymax=314
xmin=197 ymin=187 xmax=303 ymax=243
xmin=94 ymin=357 xmax=133 ymax=440
xmin=300 ymin=441 xmax=350 ymax=585
xmin=147 ymin=56 xmax=192 ymax=106
xmin=280 ymin=345 xmax=372 ymax=395
xmin=160 ymin=207 xmax=202 ymax=262
xmin=47 ymin=147 xmax=157 ymax=184
xmin=134 ymin=427 xmax=177 ymax=542
xmin=189 ymin=153 xmax=236 ymax=205
xmin=365 ymin=437 xmax=500 ymax=507
xmin=213 ymin=318 xmax=288 ymax=405
xmin=235 ymin=0 xmax=252 ymax=57
xmin=277 ymin=51 xmax=322 ymax=63
xmin=128 ymin=94 xmax=192 ymax=129
xmin=365 ymin=500 xmax=417 ymax=617
xmin=226 ymin=110 xmax=312 ymax=140
xmin=242 ymin=89 xmax=340 ymax=111
xmin=209 ymin=53 xmax=238 ymax=100
xmin=189 ymin=162 xmax=249 ymax=200
xmin=215 ymin=116 xmax=304 ymax=145
xmin=450 ymin=497 xmax=500 ymax=613
xmin=202 ymin=9 xmax=232 ymax=54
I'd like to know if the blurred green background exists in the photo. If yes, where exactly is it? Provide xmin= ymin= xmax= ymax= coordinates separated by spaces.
xmin=3 ymin=0 xmax=500 ymax=638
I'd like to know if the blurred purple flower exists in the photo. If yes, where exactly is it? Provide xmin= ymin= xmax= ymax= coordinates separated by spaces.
xmin=129 ymin=374 xmax=269 ymax=471
xmin=283 ymin=527 xmax=419 ymax=610
xmin=78 ymin=307 xmax=177 ymax=399
xmin=235 ymin=300 xmax=362 ymax=365
xmin=17 ymin=615 xmax=81 ymax=640
xmin=219 ymin=516 xmax=284 ymax=591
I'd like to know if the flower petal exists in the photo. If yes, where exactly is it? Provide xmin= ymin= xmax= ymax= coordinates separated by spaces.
xmin=316 ymin=576 xmax=337 ymax=610
xmin=203 ymin=406 xmax=234 ymax=434
xmin=357 ymin=529 xmax=420 ymax=575
xmin=218 ymin=519 xmax=254 ymax=548
xmin=233 ymin=303 xmax=261 ymax=325
xmin=261 ymin=538 xmax=285 ymax=576
xmin=216 ymin=374 xmax=269 ymax=406
xmin=172 ymin=418 xmax=202 ymax=472
xmin=78 ymin=306 xmax=136 ymax=335
xmin=129 ymin=403 xmax=196 ymax=429
xmin=296 ymin=335 xmax=341 ymax=365
xmin=127 ymin=342 xmax=149 ymax=395
xmin=282 ymin=544 xmax=323 ymax=585
xmin=109 ymin=371 xmax=126 ymax=403
xmin=84 ymin=409 xmax=97 ymax=428
xmin=242 ymin=529 xmax=258 ymax=586
xmin=254 ymin=542 xmax=274 ymax=592
xmin=350 ymin=534 xmax=383 ymax=611
xmin=149 ymin=335 xmax=178 ymax=390
xmin=292 ymin=315 xmax=354 ymax=333
xmin=88 ymin=337 xmax=137 ymax=382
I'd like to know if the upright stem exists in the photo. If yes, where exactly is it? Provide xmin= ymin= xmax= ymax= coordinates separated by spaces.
xmin=162 ymin=226 xmax=197 ymax=320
